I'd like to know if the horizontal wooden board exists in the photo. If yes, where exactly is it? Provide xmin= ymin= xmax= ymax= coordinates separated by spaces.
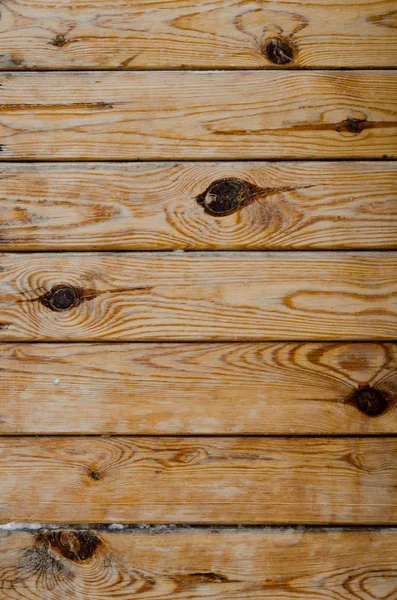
xmin=1 ymin=0 xmax=397 ymax=69
xmin=1 ymin=342 xmax=396 ymax=434
xmin=1 ymin=162 xmax=396 ymax=250
xmin=0 ymin=437 xmax=396 ymax=524
xmin=0 ymin=72 xmax=396 ymax=160
xmin=0 ymin=252 xmax=395 ymax=341
xmin=1 ymin=528 xmax=397 ymax=599
xmin=1 ymin=251 xmax=396 ymax=341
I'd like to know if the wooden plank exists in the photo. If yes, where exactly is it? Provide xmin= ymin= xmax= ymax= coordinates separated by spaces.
xmin=1 ymin=162 xmax=396 ymax=251
xmin=1 ymin=528 xmax=396 ymax=600
xmin=1 ymin=342 xmax=396 ymax=434
xmin=1 ymin=0 xmax=397 ymax=69
xmin=0 ymin=72 xmax=396 ymax=160
xmin=0 ymin=437 xmax=396 ymax=524
xmin=0 ymin=252 xmax=395 ymax=341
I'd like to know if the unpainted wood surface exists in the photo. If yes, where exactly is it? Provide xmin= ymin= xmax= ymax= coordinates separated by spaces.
xmin=1 ymin=162 xmax=396 ymax=250
xmin=0 ymin=252 xmax=395 ymax=341
xmin=1 ymin=342 xmax=396 ymax=434
xmin=0 ymin=437 xmax=396 ymax=524
xmin=1 ymin=529 xmax=396 ymax=599
xmin=1 ymin=0 xmax=397 ymax=69
xmin=0 ymin=72 xmax=396 ymax=160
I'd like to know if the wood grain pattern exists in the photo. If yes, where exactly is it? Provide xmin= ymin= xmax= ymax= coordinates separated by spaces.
xmin=1 ymin=162 xmax=396 ymax=250
xmin=0 ymin=252 xmax=395 ymax=341
xmin=1 ymin=528 xmax=397 ymax=599
xmin=1 ymin=342 xmax=396 ymax=434
xmin=0 ymin=72 xmax=396 ymax=160
xmin=0 ymin=437 xmax=396 ymax=524
xmin=1 ymin=0 xmax=397 ymax=69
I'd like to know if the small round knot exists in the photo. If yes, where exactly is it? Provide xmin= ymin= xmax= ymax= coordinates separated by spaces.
xmin=348 ymin=386 xmax=389 ymax=417
xmin=336 ymin=117 xmax=366 ymax=134
xmin=196 ymin=178 xmax=252 ymax=217
xmin=90 ymin=470 xmax=101 ymax=481
xmin=51 ymin=34 xmax=69 ymax=47
xmin=41 ymin=284 xmax=80 ymax=312
xmin=38 ymin=530 xmax=100 ymax=562
xmin=263 ymin=38 xmax=294 ymax=65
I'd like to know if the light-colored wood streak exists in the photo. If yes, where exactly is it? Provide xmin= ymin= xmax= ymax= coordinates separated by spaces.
xmin=0 ymin=0 xmax=397 ymax=69
xmin=0 ymin=72 xmax=396 ymax=160
xmin=1 ymin=528 xmax=396 ymax=599
xmin=0 ymin=252 xmax=396 ymax=341
xmin=1 ymin=342 xmax=396 ymax=434
xmin=1 ymin=162 xmax=396 ymax=250
xmin=0 ymin=437 xmax=396 ymax=524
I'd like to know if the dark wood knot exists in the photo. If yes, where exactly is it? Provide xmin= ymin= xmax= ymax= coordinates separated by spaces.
xmin=50 ymin=34 xmax=70 ymax=47
xmin=196 ymin=178 xmax=256 ymax=217
xmin=347 ymin=386 xmax=389 ymax=417
xmin=263 ymin=38 xmax=294 ymax=65
xmin=40 ymin=284 xmax=80 ymax=312
xmin=37 ymin=530 xmax=101 ymax=562
xmin=336 ymin=117 xmax=366 ymax=134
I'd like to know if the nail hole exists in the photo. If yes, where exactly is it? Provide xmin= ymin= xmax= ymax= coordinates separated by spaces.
xmin=196 ymin=178 xmax=253 ymax=217
xmin=347 ymin=386 xmax=389 ymax=417
xmin=90 ymin=470 xmax=100 ymax=481
xmin=263 ymin=38 xmax=294 ymax=65
xmin=40 ymin=284 xmax=80 ymax=312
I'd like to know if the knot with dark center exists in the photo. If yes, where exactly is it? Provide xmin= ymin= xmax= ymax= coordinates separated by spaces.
xmin=40 ymin=284 xmax=81 ymax=312
xmin=347 ymin=385 xmax=389 ymax=417
xmin=196 ymin=178 xmax=256 ymax=217
xmin=336 ymin=117 xmax=367 ymax=134
xmin=37 ymin=530 xmax=101 ymax=562
xmin=263 ymin=38 xmax=294 ymax=65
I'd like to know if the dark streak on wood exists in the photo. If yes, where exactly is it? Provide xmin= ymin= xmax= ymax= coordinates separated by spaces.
xmin=0 ymin=102 xmax=114 ymax=111
xmin=215 ymin=119 xmax=397 ymax=136
xmin=30 ymin=285 xmax=153 ymax=312
xmin=367 ymin=10 xmax=397 ymax=29
xmin=196 ymin=179 xmax=315 ymax=217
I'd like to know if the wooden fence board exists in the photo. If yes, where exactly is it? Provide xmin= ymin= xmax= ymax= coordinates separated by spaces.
xmin=1 ymin=342 xmax=396 ymax=434
xmin=0 ymin=72 xmax=396 ymax=159
xmin=0 ymin=437 xmax=396 ymax=524
xmin=1 ymin=162 xmax=396 ymax=250
xmin=0 ymin=252 xmax=395 ymax=341
xmin=1 ymin=528 xmax=396 ymax=599
xmin=0 ymin=0 xmax=397 ymax=69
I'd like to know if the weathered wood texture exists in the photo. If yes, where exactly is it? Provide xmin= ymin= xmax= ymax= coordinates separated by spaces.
xmin=0 ymin=72 xmax=396 ymax=160
xmin=1 ymin=528 xmax=397 ymax=599
xmin=1 ymin=342 xmax=396 ymax=434
xmin=0 ymin=437 xmax=396 ymax=524
xmin=1 ymin=162 xmax=396 ymax=250
xmin=1 ymin=0 xmax=397 ymax=69
xmin=0 ymin=252 xmax=395 ymax=341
